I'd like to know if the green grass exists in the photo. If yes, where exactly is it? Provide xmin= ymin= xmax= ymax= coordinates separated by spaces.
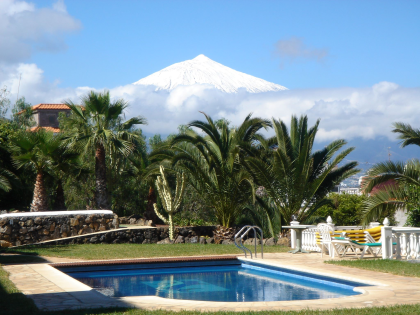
xmin=2 ymin=243 xmax=288 ymax=260
xmin=325 ymin=259 xmax=420 ymax=278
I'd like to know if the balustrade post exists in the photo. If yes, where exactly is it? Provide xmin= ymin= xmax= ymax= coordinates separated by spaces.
xmin=326 ymin=216 xmax=335 ymax=230
xmin=290 ymin=220 xmax=299 ymax=249
xmin=383 ymin=217 xmax=390 ymax=227
xmin=382 ymin=226 xmax=393 ymax=259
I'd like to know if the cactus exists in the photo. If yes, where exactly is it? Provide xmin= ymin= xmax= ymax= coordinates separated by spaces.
xmin=153 ymin=165 xmax=186 ymax=240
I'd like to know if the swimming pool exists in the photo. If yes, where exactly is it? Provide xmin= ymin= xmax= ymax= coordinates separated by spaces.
xmin=55 ymin=258 xmax=370 ymax=302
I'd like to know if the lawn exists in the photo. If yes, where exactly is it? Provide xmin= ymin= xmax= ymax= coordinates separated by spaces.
xmin=1 ymin=243 xmax=288 ymax=260
xmin=326 ymin=259 xmax=420 ymax=278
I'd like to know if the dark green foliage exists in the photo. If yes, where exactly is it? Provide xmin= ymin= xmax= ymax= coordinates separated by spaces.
xmin=159 ymin=112 xmax=270 ymax=227
xmin=244 ymin=115 xmax=359 ymax=225
xmin=11 ymin=97 xmax=35 ymax=129
xmin=315 ymin=193 xmax=366 ymax=226
xmin=362 ymin=122 xmax=420 ymax=225
xmin=0 ymin=121 xmax=33 ymax=210
xmin=405 ymin=185 xmax=420 ymax=227
xmin=173 ymin=184 xmax=216 ymax=226
xmin=148 ymin=134 xmax=162 ymax=151
xmin=238 ymin=194 xmax=282 ymax=239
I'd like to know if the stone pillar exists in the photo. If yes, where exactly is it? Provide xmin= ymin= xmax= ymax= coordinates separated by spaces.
xmin=381 ymin=226 xmax=393 ymax=259
xmin=290 ymin=220 xmax=299 ymax=249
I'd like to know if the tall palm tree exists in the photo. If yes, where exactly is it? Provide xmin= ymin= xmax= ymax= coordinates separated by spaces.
xmin=9 ymin=129 xmax=61 ymax=211
xmin=244 ymin=115 xmax=358 ymax=224
xmin=62 ymin=90 xmax=147 ymax=209
xmin=151 ymin=112 xmax=270 ymax=227
xmin=361 ymin=122 xmax=420 ymax=224
xmin=48 ymin=141 xmax=85 ymax=210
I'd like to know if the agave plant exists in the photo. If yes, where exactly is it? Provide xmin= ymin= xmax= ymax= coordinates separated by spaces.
xmin=244 ymin=115 xmax=359 ymax=224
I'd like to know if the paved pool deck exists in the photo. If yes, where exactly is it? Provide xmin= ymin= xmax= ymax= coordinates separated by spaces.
xmin=3 ymin=252 xmax=420 ymax=312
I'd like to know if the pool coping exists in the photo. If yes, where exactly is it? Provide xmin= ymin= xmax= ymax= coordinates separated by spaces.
xmin=4 ymin=254 xmax=420 ymax=312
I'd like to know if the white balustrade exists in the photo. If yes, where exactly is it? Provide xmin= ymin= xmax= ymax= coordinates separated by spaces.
xmin=301 ymin=227 xmax=321 ymax=252
xmin=291 ymin=216 xmax=399 ymax=257
xmin=388 ymin=227 xmax=420 ymax=260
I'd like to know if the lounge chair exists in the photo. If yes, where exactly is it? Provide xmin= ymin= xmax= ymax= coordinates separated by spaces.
xmin=331 ymin=237 xmax=380 ymax=259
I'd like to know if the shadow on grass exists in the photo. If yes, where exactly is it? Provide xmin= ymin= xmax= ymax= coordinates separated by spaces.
xmin=2 ymin=244 xmax=73 ymax=255
xmin=0 ymin=265 xmax=39 ymax=315
xmin=0 ymin=254 xmax=48 ymax=265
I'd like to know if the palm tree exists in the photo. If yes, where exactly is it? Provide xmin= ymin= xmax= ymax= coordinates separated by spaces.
xmin=151 ymin=112 xmax=270 ymax=227
xmin=0 ymin=168 xmax=12 ymax=192
xmin=48 ymin=141 xmax=85 ymax=210
xmin=244 ymin=115 xmax=358 ymax=224
xmin=62 ymin=90 xmax=147 ymax=209
xmin=360 ymin=161 xmax=418 ymax=223
xmin=361 ymin=122 xmax=420 ymax=224
xmin=9 ymin=129 xmax=61 ymax=211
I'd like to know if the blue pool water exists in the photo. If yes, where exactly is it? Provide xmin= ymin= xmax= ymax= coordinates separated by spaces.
xmin=60 ymin=260 xmax=369 ymax=302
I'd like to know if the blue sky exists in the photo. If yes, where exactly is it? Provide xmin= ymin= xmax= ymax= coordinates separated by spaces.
xmin=29 ymin=0 xmax=420 ymax=89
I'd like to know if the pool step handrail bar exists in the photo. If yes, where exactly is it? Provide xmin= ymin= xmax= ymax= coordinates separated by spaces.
xmin=234 ymin=225 xmax=263 ymax=259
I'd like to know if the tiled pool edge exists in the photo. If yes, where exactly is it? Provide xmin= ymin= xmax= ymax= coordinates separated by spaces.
xmin=239 ymin=257 xmax=386 ymax=287
xmin=4 ymin=254 xmax=420 ymax=312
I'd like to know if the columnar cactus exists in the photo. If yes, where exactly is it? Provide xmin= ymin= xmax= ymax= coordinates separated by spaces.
xmin=153 ymin=166 xmax=186 ymax=240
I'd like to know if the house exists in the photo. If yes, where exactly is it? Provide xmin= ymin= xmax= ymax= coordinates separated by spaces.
xmin=17 ymin=104 xmax=72 ymax=132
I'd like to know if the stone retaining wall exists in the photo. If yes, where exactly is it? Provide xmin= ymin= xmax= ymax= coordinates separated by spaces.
xmin=0 ymin=211 xmax=118 ymax=247
xmin=37 ymin=226 xmax=217 ymax=246
xmin=15 ymin=225 xmax=289 ymax=247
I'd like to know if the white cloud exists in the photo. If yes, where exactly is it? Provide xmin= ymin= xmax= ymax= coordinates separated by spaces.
xmin=2 ymin=58 xmax=419 ymax=141
xmin=113 ymin=81 xmax=420 ymax=141
xmin=0 ymin=0 xmax=81 ymax=64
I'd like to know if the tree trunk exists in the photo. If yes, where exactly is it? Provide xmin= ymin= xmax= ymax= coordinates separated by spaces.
xmin=30 ymin=171 xmax=48 ymax=212
xmin=144 ymin=185 xmax=163 ymax=224
xmin=95 ymin=144 xmax=109 ymax=209
xmin=53 ymin=179 xmax=66 ymax=210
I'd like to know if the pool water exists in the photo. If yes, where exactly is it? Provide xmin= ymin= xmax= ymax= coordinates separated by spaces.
xmin=61 ymin=260 xmax=368 ymax=302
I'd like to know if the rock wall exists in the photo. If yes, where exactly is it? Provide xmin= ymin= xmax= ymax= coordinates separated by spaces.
xmin=38 ymin=226 xmax=217 ymax=246
xmin=0 ymin=212 xmax=118 ymax=247
xmin=13 ymin=225 xmax=288 ymax=247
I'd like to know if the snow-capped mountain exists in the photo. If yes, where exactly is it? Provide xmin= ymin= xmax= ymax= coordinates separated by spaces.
xmin=133 ymin=54 xmax=287 ymax=93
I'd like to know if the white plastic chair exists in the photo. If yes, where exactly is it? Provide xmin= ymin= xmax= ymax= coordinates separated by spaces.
xmin=317 ymin=223 xmax=335 ymax=257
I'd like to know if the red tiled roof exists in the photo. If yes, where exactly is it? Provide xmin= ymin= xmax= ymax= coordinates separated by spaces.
xmin=17 ymin=103 xmax=84 ymax=115
xmin=30 ymin=126 xmax=61 ymax=133
xmin=31 ymin=104 xmax=71 ymax=110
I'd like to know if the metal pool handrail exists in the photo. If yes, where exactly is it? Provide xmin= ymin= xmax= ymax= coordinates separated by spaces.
xmin=234 ymin=225 xmax=263 ymax=259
